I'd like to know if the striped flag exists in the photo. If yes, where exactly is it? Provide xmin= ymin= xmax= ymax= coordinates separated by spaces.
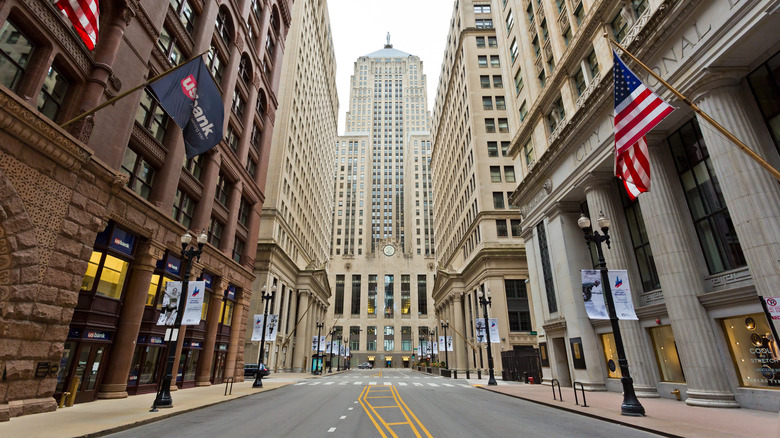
xmin=613 ymin=51 xmax=673 ymax=199
xmin=56 ymin=0 xmax=99 ymax=51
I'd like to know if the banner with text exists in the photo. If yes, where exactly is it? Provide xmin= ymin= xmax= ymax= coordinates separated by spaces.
xmin=251 ymin=314 xmax=279 ymax=341
xmin=438 ymin=336 xmax=454 ymax=351
xmin=156 ymin=281 xmax=204 ymax=326
xmin=581 ymin=270 xmax=638 ymax=320
xmin=475 ymin=319 xmax=500 ymax=343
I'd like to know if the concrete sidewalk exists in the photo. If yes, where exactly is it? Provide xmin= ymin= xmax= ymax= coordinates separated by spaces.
xmin=0 ymin=372 xmax=324 ymax=438
xmin=476 ymin=379 xmax=780 ymax=438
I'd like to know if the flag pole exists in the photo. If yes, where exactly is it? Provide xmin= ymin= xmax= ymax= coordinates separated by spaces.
xmin=607 ymin=36 xmax=780 ymax=182
xmin=61 ymin=49 xmax=211 ymax=128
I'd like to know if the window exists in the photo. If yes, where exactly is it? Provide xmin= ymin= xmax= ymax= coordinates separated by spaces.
xmin=215 ymin=8 xmax=232 ymax=46
xmin=250 ymin=0 xmax=262 ymax=19
xmin=475 ymin=19 xmax=494 ymax=29
xmin=506 ymin=10 xmax=515 ymax=32
xmin=480 ymin=75 xmax=491 ymax=88
xmin=519 ymin=101 xmax=528 ymax=121
xmin=170 ymin=0 xmax=197 ymax=34
xmin=351 ymin=275 xmax=361 ymax=315
xmin=488 ymin=36 xmax=498 ymax=48
xmin=539 ymin=70 xmax=546 ymax=88
xmin=501 ymin=141 xmax=510 ymax=156
xmin=485 ymin=119 xmax=496 ymax=133
xmin=367 ymin=274 xmax=377 ymax=315
xmin=238 ymin=197 xmax=250 ymax=226
xmin=537 ymin=221 xmax=557 ymax=312
xmin=510 ymin=38 xmax=519 ymax=64
xmin=183 ymin=155 xmax=202 ymax=179
xmin=505 ymin=279 xmax=531 ymax=331
xmin=511 ymin=219 xmax=522 ymax=236
xmin=350 ymin=326 xmax=360 ymax=351
xmin=490 ymin=55 xmax=500 ymax=68
xmin=475 ymin=4 xmax=491 ymax=14
xmin=232 ymin=237 xmax=244 ymax=263
xmin=215 ymin=173 xmax=230 ymax=206
xmin=37 ymin=65 xmax=69 ymax=121
xmin=747 ymin=50 xmax=780 ymax=153
xmin=620 ymin=186 xmax=660 ymax=291
xmin=172 ymin=189 xmax=195 ymax=228
xmin=574 ymin=68 xmax=586 ymax=95
xmin=417 ymin=275 xmax=427 ymax=315
xmin=611 ymin=12 xmax=629 ymax=42
xmin=490 ymin=166 xmax=502 ymax=182
xmin=498 ymin=118 xmax=509 ymax=133
xmin=478 ymin=56 xmax=488 ymax=68
xmin=246 ymin=157 xmax=257 ymax=177
xmin=667 ymin=119 xmax=745 ymax=273
xmin=547 ymin=98 xmax=564 ymax=131
xmin=504 ymin=166 xmax=516 ymax=182
xmin=482 ymin=96 xmax=493 ymax=110
xmin=487 ymin=141 xmax=498 ymax=157
xmin=587 ymin=50 xmax=600 ymax=79
xmin=495 ymin=96 xmax=506 ymax=110
xmin=207 ymin=46 xmax=225 ymax=85
xmin=493 ymin=192 xmax=505 ymax=209
xmin=496 ymin=220 xmax=508 ymax=237
xmin=231 ymin=88 xmax=245 ymax=119
xmin=335 ymin=275 xmax=345 ymax=314
xmin=401 ymin=275 xmax=411 ymax=315
xmin=135 ymin=90 xmax=169 ymax=143
xmin=523 ymin=139 xmax=535 ymax=166
xmin=157 ymin=27 xmax=184 ymax=65
xmin=0 ymin=20 xmax=34 ymax=92
xmin=226 ymin=125 xmax=239 ymax=151
xmin=649 ymin=325 xmax=685 ymax=382
xmin=493 ymin=75 xmax=503 ymax=88
xmin=476 ymin=36 xmax=485 ymax=48
xmin=121 ymin=148 xmax=155 ymax=200
xmin=81 ymin=251 xmax=130 ymax=300
xmin=384 ymin=275 xmax=394 ymax=318
xmin=208 ymin=217 xmax=223 ymax=247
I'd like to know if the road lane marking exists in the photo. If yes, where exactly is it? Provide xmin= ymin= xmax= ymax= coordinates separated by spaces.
xmin=443 ymin=384 xmax=454 ymax=387
xmin=310 ymin=382 xmax=321 ymax=385
xmin=340 ymin=416 xmax=346 ymax=419
xmin=398 ymin=382 xmax=408 ymax=386
xmin=339 ymin=382 xmax=347 ymax=385
xmin=413 ymin=382 xmax=423 ymax=386
xmin=348 ymin=407 xmax=354 ymax=410
xmin=384 ymin=382 xmax=392 ymax=385
xmin=324 ymin=382 xmax=334 ymax=385
xmin=328 ymin=427 xmax=336 ymax=433
xmin=354 ymin=381 xmax=363 ymax=385
xmin=369 ymin=381 xmax=377 ymax=385
xmin=427 ymin=383 xmax=439 ymax=387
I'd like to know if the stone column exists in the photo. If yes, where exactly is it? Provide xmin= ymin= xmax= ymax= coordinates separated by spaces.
xmin=97 ymin=241 xmax=163 ymax=399
xmin=692 ymin=80 xmax=780 ymax=298
xmin=195 ymin=279 xmax=226 ymax=386
xmin=453 ymin=294 xmax=468 ymax=371
xmin=224 ymin=296 xmax=246 ymax=380
xmin=285 ymin=288 xmax=299 ymax=369
xmin=292 ymin=291 xmax=311 ymax=372
xmin=641 ymin=140 xmax=737 ymax=407
xmin=191 ymin=151 xmax=221 ymax=232
xmin=220 ymin=180 xmax=244 ymax=255
xmin=584 ymin=176 xmax=658 ymax=397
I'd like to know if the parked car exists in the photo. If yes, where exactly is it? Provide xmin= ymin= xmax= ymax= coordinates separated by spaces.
xmin=244 ymin=363 xmax=270 ymax=377
xmin=358 ymin=362 xmax=373 ymax=369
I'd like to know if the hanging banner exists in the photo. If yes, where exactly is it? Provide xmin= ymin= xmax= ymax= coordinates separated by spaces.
xmin=581 ymin=270 xmax=638 ymax=320
xmin=432 ymin=341 xmax=438 ymax=355
xmin=311 ymin=336 xmax=318 ymax=351
xmin=439 ymin=336 xmax=454 ymax=351
xmin=345 ymin=347 xmax=350 ymax=357
xmin=251 ymin=314 xmax=279 ymax=341
xmin=180 ymin=281 xmax=205 ymax=325
xmin=340 ymin=344 xmax=346 ymax=356
xmin=265 ymin=314 xmax=279 ymax=341
xmin=475 ymin=319 xmax=501 ymax=343
xmin=157 ymin=281 xmax=182 ymax=326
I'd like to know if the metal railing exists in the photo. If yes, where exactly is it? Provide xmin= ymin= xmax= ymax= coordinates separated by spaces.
xmin=224 ymin=377 xmax=234 ymax=396
xmin=550 ymin=378 xmax=563 ymax=401
xmin=573 ymin=381 xmax=588 ymax=407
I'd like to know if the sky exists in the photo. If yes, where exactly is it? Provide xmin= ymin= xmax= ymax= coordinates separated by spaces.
xmin=327 ymin=0 xmax=455 ymax=134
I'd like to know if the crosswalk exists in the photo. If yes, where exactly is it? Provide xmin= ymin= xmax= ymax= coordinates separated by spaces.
xmin=294 ymin=379 xmax=472 ymax=389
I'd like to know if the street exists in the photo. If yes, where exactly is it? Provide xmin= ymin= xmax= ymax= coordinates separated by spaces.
xmin=106 ymin=370 xmax=659 ymax=437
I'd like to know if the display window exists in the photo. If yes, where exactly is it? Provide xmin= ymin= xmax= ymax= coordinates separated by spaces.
xmin=649 ymin=325 xmax=685 ymax=382
xmin=722 ymin=313 xmax=780 ymax=388
xmin=600 ymin=333 xmax=620 ymax=378
xmin=81 ymin=252 xmax=130 ymax=300
xmin=127 ymin=336 xmax=164 ymax=387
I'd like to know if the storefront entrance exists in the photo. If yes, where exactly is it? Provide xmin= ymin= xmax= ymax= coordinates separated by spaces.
xmin=212 ymin=350 xmax=227 ymax=384
xmin=57 ymin=340 xmax=110 ymax=404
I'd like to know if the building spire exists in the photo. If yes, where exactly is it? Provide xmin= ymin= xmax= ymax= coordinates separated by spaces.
xmin=385 ymin=32 xmax=392 ymax=48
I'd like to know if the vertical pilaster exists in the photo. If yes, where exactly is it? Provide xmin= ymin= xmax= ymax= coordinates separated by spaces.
xmin=196 ymin=279 xmax=226 ymax=386
xmin=453 ymin=295 xmax=467 ymax=371
xmin=292 ymin=291 xmax=311 ymax=372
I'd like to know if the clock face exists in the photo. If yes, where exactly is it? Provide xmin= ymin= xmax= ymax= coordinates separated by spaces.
xmin=383 ymin=244 xmax=395 ymax=256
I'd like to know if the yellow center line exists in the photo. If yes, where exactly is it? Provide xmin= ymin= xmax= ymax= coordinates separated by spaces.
xmin=367 ymin=396 xmax=395 ymax=399
xmin=386 ymin=422 xmax=412 ymax=426
xmin=393 ymin=385 xmax=434 ymax=438
xmin=390 ymin=386 xmax=423 ymax=438
xmin=363 ymin=387 xmax=401 ymax=438
xmin=358 ymin=382 xmax=434 ymax=438
xmin=358 ymin=386 xmax=388 ymax=438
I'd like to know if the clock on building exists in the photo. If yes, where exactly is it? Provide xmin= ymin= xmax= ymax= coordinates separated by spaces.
xmin=383 ymin=244 xmax=395 ymax=257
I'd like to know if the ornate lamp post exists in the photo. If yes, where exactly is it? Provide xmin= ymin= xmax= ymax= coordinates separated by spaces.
xmin=578 ymin=212 xmax=645 ymax=416
xmin=419 ymin=335 xmax=425 ymax=363
xmin=479 ymin=287 xmax=498 ymax=386
xmin=336 ymin=335 xmax=342 ymax=371
xmin=328 ymin=329 xmax=336 ymax=373
xmin=253 ymin=283 xmax=276 ymax=388
xmin=440 ymin=320 xmax=450 ymax=369
xmin=152 ymin=230 xmax=207 ymax=409
xmin=314 ymin=322 xmax=324 ymax=374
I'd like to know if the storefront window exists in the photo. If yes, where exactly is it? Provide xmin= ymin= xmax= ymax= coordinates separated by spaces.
xmin=722 ymin=313 xmax=780 ymax=388
xmin=146 ymin=274 xmax=171 ymax=306
xmin=201 ymin=290 xmax=211 ymax=320
xmin=600 ymin=333 xmax=620 ymax=378
xmin=649 ymin=325 xmax=685 ymax=382
xmin=81 ymin=252 xmax=101 ymax=291
xmin=81 ymin=251 xmax=129 ymax=300
xmin=221 ymin=299 xmax=234 ymax=326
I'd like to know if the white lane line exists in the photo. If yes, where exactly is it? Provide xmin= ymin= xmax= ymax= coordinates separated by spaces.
xmin=413 ymin=382 xmax=424 ymax=386
xmin=354 ymin=401 xmax=358 ymax=404
xmin=354 ymin=381 xmax=363 ymax=385
xmin=295 ymin=382 xmax=307 ymax=385
xmin=348 ymin=407 xmax=354 ymax=410
xmin=460 ymin=385 xmax=471 ymax=388
xmin=324 ymin=382 xmax=335 ymax=385
xmin=310 ymin=382 xmax=321 ymax=385
xmin=398 ymin=382 xmax=408 ymax=386
xmin=328 ymin=427 xmax=337 ymax=433
xmin=340 ymin=416 xmax=347 ymax=420
xmin=369 ymin=381 xmax=377 ymax=385
xmin=443 ymin=384 xmax=454 ymax=387
xmin=339 ymin=382 xmax=347 ymax=385
xmin=428 ymin=383 xmax=439 ymax=387
xmin=384 ymin=382 xmax=392 ymax=385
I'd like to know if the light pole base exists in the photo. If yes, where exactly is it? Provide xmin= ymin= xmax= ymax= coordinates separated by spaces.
xmin=620 ymin=376 xmax=645 ymax=416
xmin=253 ymin=373 xmax=263 ymax=388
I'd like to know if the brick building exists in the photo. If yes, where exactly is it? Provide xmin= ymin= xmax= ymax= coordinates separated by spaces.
xmin=0 ymin=0 xmax=290 ymax=420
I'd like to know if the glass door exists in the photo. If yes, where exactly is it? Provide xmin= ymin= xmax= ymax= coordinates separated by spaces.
xmin=75 ymin=344 xmax=107 ymax=403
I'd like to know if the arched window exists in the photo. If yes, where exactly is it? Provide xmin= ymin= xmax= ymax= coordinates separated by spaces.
xmin=215 ymin=7 xmax=233 ymax=46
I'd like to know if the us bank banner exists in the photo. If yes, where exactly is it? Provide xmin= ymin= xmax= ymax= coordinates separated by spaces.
xmin=157 ymin=281 xmax=205 ymax=326
xmin=581 ymin=270 xmax=638 ymax=320
xmin=251 ymin=314 xmax=279 ymax=341
xmin=475 ymin=319 xmax=500 ymax=343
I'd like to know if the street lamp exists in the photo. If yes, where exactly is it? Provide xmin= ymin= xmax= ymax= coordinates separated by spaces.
xmin=578 ymin=212 xmax=645 ymax=416
xmin=253 ymin=283 xmax=276 ymax=388
xmin=336 ymin=335 xmax=343 ymax=371
xmin=479 ymin=287 xmax=498 ymax=386
xmin=152 ymin=230 xmax=207 ymax=410
xmin=328 ymin=329 xmax=336 ymax=373
xmin=440 ymin=320 xmax=450 ymax=369
xmin=314 ymin=322 xmax=324 ymax=375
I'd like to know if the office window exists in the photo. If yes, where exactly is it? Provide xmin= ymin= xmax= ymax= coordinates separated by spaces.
xmin=483 ymin=96 xmax=493 ymax=110
xmin=401 ymin=275 xmax=411 ymax=315
xmin=510 ymin=38 xmax=518 ymax=63
xmin=498 ymin=118 xmax=509 ymax=133
xmin=493 ymin=192 xmax=505 ymax=209
xmin=496 ymin=96 xmax=506 ymax=110
xmin=207 ymin=45 xmax=225 ymax=84
xmin=488 ymin=36 xmax=498 ymax=48
xmin=506 ymin=10 xmax=515 ymax=32
xmin=238 ymin=197 xmax=250 ymax=226
xmin=574 ymin=68 xmax=586 ymax=95
xmin=367 ymin=274 xmax=377 ymax=315
xmin=504 ymin=166 xmax=516 ymax=182
xmin=611 ymin=12 xmax=629 ymax=42
xmin=511 ymin=219 xmax=522 ymax=236
xmin=480 ymin=75 xmax=491 ymax=88
xmin=519 ymin=101 xmax=528 ymax=122
xmin=505 ymin=279 xmax=531 ymax=331
xmin=121 ymin=148 xmax=155 ymax=200
xmin=135 ymin=89 xmax=169 ymax=143
xmin=490 ymin=55 xmax=500 ymax=68
xmin=490 ymin=166 xmax=501 ymax=182
xmin=170 ymin=0 xmax=197 ymax=34
xmin=232 ymin=237 xmax=244 ymax=263
xmin=335 ymin=275 xmax=345 ymax=314
xmin=475 ymin=4 xmax=491 ymax=14
xmin=747 ymin=50 xmax=780 ymax=153
xmin=0 ymin=20 xmax=34 ymax=92
xmin=501 ymin=141 xmax=510 ymax=156
xmin=620 ymin=186 xmax=660 ymax=291
xmin=487 ymin=141 xmax=498 ymax=157
xmin=587 ymin=50 xmax=600 ymax=79
xmin=350 ymin=326 xmax=360 ymax=351
xmin=493 ymin=75 xmax=503 ymax=88
xmin=475 ymin=19 xmax=494 ymax=29
xmin=476 ymin=36 xmax=485 ymax=48
xmin=496 ymin=220 xmax=508 ymax=237
xmin=183 ymin=155 xmax=202 ymax=180
xmin=36 ymin=67 xmax=67 ymax=122
xmin=478 ymin=56 xmax=488 ymax=68
xmin=384 ymin=275 xmax=394 ymax=318
xmin=215 ymin=8 xmax=232 ymax=46
xmin=537 ymin=221 xmax=557 ymax=312
xmin=417 ymin=275 xmax=427 ymax=315
xmin=172 ymin=189 xmax=195 ymax=228
xmin=523 ymin=139 xmax=535 ymax=166
xmin=215 ymin=173 xmax=230 ymax=206
xmin=485 ymin=119 xmax=496 ymax=133
xmin=351 ymin=275 xmax=361 ymax=315
xmin=208 ymin=217 xmax=223 ymax=247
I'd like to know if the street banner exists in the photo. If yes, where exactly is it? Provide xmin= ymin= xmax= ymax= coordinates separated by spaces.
xmin=157 ymin=281 xmax=182 ymax=326
xmin=251 ymin=314 xmax=279 ymax=341
xmin=180 ymin=281 xmax=205 ymax=325
xmin=340 ymin=344 xmax=346 ymax=356
xmin=319 ymin=336 xmax=326 ymax=351
xmin=475 ymin=319 xmax=500 ymax=343
xmin=345 ymin=347 xmax=350 ymax=357
xmin=325 ymin=341 xmax=332 ymax=354
xmin=312 ymin=336 xmax=327 ymax=351
xmin=439 ymin=336 xmax=454 ymax=351
xmin=581 ymin=270 xmax=638 ymax=320
xmin=433 ymin=341 xmax=438 ymax=355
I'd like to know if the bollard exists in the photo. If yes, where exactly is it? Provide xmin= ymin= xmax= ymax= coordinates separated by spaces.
xmin=453 ymin=370 xmax=457 ymax=379
xmin=65 ymin=377 xmax=80 ymax=407
xmin=478 ymin=369 xmax=482 ymax=379
xmin=466 ymin=369 xmax=470 ymax=379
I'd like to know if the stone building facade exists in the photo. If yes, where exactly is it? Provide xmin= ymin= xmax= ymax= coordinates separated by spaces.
xmin=0 ymin=0 xmax=290 ymax=420
xmin=325 ymin=42 xmax=439 ymax=369
xmin=244 ymin=0 xmax=338 ymax=374
xmin=505 ymin=0 xmax=780 ymax=410
xmin=430 ymin=0 xmax=534 ymax=376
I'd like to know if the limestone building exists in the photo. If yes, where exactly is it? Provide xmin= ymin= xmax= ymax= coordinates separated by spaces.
xmin=505 ymin=0 xmax=780 ymax=410
xmin=429 ymin=0 xmax=534 ymax=376
xmin=325 ymin=39 xmax=439 ymax=369
xmin=0 ymin=0 xmax=292 ymax=419
xmin=245 ymin=0 xmax=338 ymax=373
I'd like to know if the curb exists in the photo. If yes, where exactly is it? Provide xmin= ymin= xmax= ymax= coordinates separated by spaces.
xmin=476 ymin=386 xmax=682 ymax=438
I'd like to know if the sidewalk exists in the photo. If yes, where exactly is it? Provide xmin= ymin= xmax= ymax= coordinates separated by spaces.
xmin=473 ymin=378 xmax=780 ymax=438
xmin=0 ymin=372 xmax=323 ymax=438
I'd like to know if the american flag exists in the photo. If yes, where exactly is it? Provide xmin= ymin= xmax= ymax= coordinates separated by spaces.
xmin=56 ymin=0 xmax=99 ymax=51
xmin=613 ymin=50 xmax=673 ymax=199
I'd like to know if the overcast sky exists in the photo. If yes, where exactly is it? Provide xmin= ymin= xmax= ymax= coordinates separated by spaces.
xmin=327 ymin=0 xmax=455 ymax=134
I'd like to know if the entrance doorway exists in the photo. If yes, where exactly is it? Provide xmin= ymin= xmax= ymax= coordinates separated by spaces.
xmin=211 ymin=351 xmax=227 ymax=384
xmin=385 ymin=358 xmax=392 ymax=368
xmin=64 ymin=343 xmax=108 ymax=403
xmin=551 ymin=337 xmax=572 ymax=387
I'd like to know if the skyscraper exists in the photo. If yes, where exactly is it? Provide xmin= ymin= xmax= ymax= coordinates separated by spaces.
xmin=326 ymin=37 xmax=438 ymax=369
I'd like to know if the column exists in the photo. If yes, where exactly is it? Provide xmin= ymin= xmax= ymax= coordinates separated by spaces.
xmin=692 ymin=80 xmax=780 ymax=298
xmin=148 ymin=127 xmax=185 ymax=211
xmin=453 ymin=294 xmax=468 ymax=371
xmin=284 ymin=288 xmax=299 ymax=370
xmin=190 ymin=150 xmax=221 ymax=232
xmin=196 ymin=279 xmax=226 ymax=386
xmin=224 ymin=295 xmax=247 ymax=381
xmin=584 ymin=176 xmax=658 ymax=397
xmin=220 ymin=180 xmax=244 ymax=255
xmin=292 ymin=291 xmax=311 ymax=372
xmin=640 ymin=141 xmax=737 ymax=407
xmin=97 ymin=241 xmax=163 ymax=398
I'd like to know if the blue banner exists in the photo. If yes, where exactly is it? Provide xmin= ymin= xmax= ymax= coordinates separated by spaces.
xmin=149 ymin=57 xmax=224 ymax=158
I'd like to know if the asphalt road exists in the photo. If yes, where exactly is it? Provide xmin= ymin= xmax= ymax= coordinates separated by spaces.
xmin=106 ymin=369 xmax=660 ymax=438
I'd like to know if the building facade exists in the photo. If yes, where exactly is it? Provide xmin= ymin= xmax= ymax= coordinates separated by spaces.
xmin=325 ymin=40 xmax=439 ymax=369
xmin=0 ymin=0 xmax=290 ymax=419
xmin=430 ymin=0 xmax=534 ymax=376
xmin=506 ymin=0 xmax=780 ymax=410
xmin=245 ymin=0 xmax=338 ymax=374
